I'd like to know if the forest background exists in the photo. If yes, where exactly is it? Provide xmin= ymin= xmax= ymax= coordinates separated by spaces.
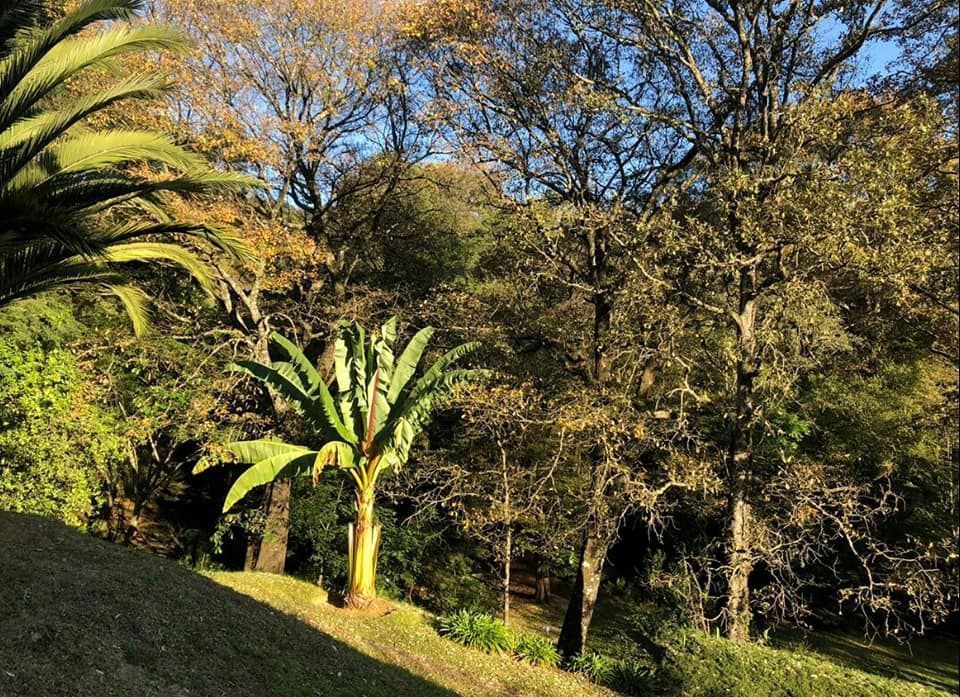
xmin=1 ymin=0 xmax=957 ymax=670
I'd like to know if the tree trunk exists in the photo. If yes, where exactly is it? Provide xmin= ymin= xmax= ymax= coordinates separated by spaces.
xmin=254 ymin=479 xmax=291 ymax=573
xmin=248 ymin=323 xmax=295 ymax=575
xmin=557 ymin=220 xmax=613 ymax=658
xmin=726 ymin=492 xmax=753 ymax=642
xmin=557 ymin=534 xmax=608 ymax=659
xmin=502 ymin=525 xmax=512 ymax=626
xmin=346 ymin=485 xmax=380 ymax=607
xmin=724 ymin=267 xmax=759 ymax=641
xmin=243 ymin=535 xmax=259 ymax=571
xmin=534 ymin=556 xmax=552 ymax=603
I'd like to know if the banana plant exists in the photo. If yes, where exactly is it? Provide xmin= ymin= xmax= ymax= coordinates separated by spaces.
xmin=222 ymin=317 xmax=485 ymax=606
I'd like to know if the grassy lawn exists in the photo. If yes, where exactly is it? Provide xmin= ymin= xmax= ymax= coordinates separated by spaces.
xmin=507 ymin=570 xmax=958 ymax=695
xmin=770 ymin=627 xmax=959 ymax=694
xmin=207 ymin=572 xmax=610 ymax=697
xmin=1 ymin=510 xmax=956 ymax=696
xmin=0 ymin=511 xmax=608 ymax=697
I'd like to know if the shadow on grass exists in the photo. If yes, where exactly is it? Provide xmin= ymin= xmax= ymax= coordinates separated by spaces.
xmin=0 ymin=511 xmax=456 ymax=697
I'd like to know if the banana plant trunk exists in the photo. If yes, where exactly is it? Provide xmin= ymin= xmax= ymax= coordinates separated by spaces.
xmin=346 ymin=485 xmax=381 ymax=608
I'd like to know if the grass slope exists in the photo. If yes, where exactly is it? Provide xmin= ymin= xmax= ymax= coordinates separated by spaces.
xmin=0 ymin=512 xmax=607 ymax=697
xmin=659 ymin=631 xmax=953 ymax=697
xmin=509 ymin=573 xmax=958 ymax=696
xmin=770 ymin=628 xmax=959 ymax=694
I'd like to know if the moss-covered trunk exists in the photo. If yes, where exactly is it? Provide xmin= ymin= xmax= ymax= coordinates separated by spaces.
xmin=724 ymin=267 xmax=759 ymax=642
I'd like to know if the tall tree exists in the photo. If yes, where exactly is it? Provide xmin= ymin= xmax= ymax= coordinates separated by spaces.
xmin=403 ymin=0 xmax=705 ymax=656
xmin=653 ymin=92 xmax=957 ymax=639
xmin=156 ymin=0 xmax=435 ymax=571
xmin=561 ymin=0 xmax=955 ymax=642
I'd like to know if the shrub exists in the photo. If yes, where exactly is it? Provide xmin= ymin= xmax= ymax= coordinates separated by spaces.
xmin=610 ymin=659 xmax=655 ymax=696
xmin=418 ymin=553 xmax=499 ymax=615
xmin=438 ymin=610 xmax=513 ymax=654
xmin=513 ymin=632 xmax=561 ymax=667
xmin=567 ymin=651 xmax=615 ymax=683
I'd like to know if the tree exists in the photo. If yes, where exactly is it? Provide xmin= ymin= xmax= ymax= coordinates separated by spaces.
xmin=403 ymin=0 xmax=695 ymax=656
xmin=155 ymin=0 xmax=437 ymax=570
xmin=409 ymin=381 xmax=562 ymax=625
xmin=156 ymin=0 xmax=432 ymax=301
xmin=220 ymin=317 xmax=485 ymax=607
xmin=652 ymin=91 xmax=958 ymax=639
xmin=558 ymin=0 xmax=956 ymax=642
xmin=0 ymin=0 xmax=248 ymax=333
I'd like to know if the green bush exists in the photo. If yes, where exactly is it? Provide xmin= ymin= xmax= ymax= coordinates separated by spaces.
xmin=656 ymin=630 xmax=942 ymax=697
xmin=513 ymin=632 xmax=561 ymax=667
xmin=567 ymin=651 xmax=615 ymax=683
xmin=0 ymin=327 xmax=123 ymax=527
xmin=438 ymin=610 xmax=513 ymax=654
xmin=610 ymin=659 xmax=655 ymax=696
xmin=417 ymin=552 xmax=499 ymax=615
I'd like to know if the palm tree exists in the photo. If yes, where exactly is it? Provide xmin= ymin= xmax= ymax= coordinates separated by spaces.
xmin=222 ymin=317 xmax=486 ymax=607
xmin=0 ymin=0 xmax=249 ymax=333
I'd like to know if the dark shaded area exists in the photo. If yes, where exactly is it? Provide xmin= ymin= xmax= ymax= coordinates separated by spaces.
xmin=0 ymin=511 xmax=455 ymax=697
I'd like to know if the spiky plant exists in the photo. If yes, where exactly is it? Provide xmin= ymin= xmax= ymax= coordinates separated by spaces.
xmin=222 ymin=317 xmax=485 ymax=606
xmin=513 ymin=632 xmax=561 ymax=667
xmin=0 ymin=0 xmax=249 ymax=333
xmin=438 ymin=610 xmax=514 ymax=654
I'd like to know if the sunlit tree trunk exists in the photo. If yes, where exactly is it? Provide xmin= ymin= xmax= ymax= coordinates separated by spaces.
xmin=557 ymin=226 xmax=616 ymax=657
xmin=502 ymin=524 xmax=512 ymax=626
xmin=249 ymin=325 xmax=292 ymax=574
xmin=254 ymin=479 xmax=291 ymax=574
xmin=346 ymin=484 xmax=380 ymax=607
xmin=243 ymin=536 xmax=258 ymax=571
xmin=557 ymin=533 xmax=607 ymax=659
xmin=726 ymin=492 xmax=753 ymax=642
xmin=724 ymin=266 xmax=759 ymax=642
xmin=534 ymin=555 xmax=552 ymax=603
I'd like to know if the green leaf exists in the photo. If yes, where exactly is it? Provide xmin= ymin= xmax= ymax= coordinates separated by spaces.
xmin=227 ymin=360 xmax=319 ymax=422
xmin=103 ymin=283 xmax=149 ymax=337
xmin=411 ymin=342 xmax=483 ymax=401
xmin=222 ymin=449 xmax=319 ymax=512
xmin=388 ymin=326 xmax=434 ymax=403
xmin=224 ymin=439 xmax=311 ymax=463
xmin=270 ymin=331 xmax=322 ymax=393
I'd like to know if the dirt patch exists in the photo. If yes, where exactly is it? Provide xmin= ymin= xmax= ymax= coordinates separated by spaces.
xmin=326 ymin=593 xmax=397 ymax=617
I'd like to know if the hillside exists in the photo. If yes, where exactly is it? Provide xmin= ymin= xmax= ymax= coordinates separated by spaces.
xmin=0 ymin=512 xmax=608 ymax=697
xmin=1 ymin=511 xmax=955 ymax=697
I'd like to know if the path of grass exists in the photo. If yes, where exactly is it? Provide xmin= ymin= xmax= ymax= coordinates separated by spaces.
xmin=0 ymin=512 xmax=609 ymax=697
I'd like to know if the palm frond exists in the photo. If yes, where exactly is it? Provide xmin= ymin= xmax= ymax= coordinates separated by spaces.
xmin=0 ymin=1 xmax=144 ymax=102
xmin=0 ymin=1 xmax=253 ymax=334
xmin=103 ymin=282 xmax=150 ymax=336
xmin=100 ymin=241 xmax=216 ymax=295
xmin=1 ymin=72 xmax=170 ymax=183
xmin=0 ymin=20 xmax=182 ymax=131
